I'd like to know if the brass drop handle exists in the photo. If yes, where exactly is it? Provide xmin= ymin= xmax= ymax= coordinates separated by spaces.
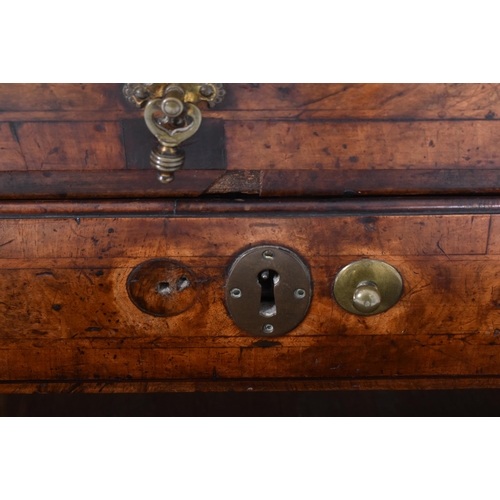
xmin=123 ymin=83 xmax=226 ymax=184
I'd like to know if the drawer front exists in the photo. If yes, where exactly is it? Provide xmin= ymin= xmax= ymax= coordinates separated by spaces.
xmin=1 ymin=199 xmax=500 ymax=391
xmin=2 ymin=84 xmax=500 ymax=199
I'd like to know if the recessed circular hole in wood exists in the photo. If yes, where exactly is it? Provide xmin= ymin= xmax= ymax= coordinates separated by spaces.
xmin=127 ymin=259 xmax=198 ymax=317
xmin=156 ymin=282 xmax=171 ymax=295
xmin=176 ymin=276 xmax=191 ymax=291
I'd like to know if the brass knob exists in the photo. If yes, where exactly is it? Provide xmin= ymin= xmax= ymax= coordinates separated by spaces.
xmin=333 ymin=260 xmax=403 ymax=316
xmin=161 ymin=97 xmax=184 ymax=118
xmin=160 ymin=85 xmax=186 ymax=119
xmin=352 ymin=281 xmax=381 ymax=313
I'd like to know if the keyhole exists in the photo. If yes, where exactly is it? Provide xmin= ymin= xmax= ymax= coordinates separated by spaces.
xmin=258 ymin=269 xmax=280 ymax=317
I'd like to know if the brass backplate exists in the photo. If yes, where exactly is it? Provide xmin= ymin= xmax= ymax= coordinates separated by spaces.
xmin=225 ymin=245 xmax=312 ymax=337
xmin=333 ymin=259 xmax=403 ymax=316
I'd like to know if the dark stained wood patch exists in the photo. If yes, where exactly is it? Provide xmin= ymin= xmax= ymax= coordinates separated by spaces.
xmin=122 ymin=118 xmax=226 ymax=170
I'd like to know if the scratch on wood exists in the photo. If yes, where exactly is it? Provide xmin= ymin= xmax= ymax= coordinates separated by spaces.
xmin=436 ymin=237 xmax=451 ymax=261
xmin=299 ymin=85 xmax=358 ymax=108
xmin=8 ymin=122 xmax=28 ymax=167
xmin=486 ymin=215 xmax=493 ymax=254
xmin=0 ymin=239 xmax=14 ymax=249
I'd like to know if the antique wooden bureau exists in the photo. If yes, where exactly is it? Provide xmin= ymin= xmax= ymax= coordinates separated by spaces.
xmin=1 ymin=83 xmax=500 ymax=393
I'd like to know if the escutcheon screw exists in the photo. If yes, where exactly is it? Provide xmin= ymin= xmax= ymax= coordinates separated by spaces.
xmin=262 ymin=250 xmax=274 ymax=260
xmin=262 ymin=324 xmax=274 ymax=334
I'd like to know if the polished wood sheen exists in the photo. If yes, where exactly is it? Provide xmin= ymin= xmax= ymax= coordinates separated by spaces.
xmin=1 ymin=84 xmax=500 ymax=392
xmin=0 ymin=199 xmax=498 ymax=390
xmin=2 ymin=84 xmax=500 ymax=120
xmin=1 ymin=84 xmax=500 ymax=198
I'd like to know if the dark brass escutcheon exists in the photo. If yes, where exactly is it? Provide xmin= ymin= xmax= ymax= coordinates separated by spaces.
xmin=333 ymin=259 xmax=403 ymax=316
xmin=225 ymin=245 xmax=312 ymax=337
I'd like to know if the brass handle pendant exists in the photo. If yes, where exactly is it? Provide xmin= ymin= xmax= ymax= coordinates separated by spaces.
xmin=123 ymin=83 xmax=226 ymax=183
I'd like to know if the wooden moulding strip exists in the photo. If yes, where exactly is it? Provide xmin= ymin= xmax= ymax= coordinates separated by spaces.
xmin=1 ymin=197 xmax=500 ymax=218
xmin=3 ymin=377 xmax=500 ymax=393
xmin=0 ymin=170 xmax=227 ymax=199
xmin=2 ymin=83 xmax=500 ymax=121
xmin=2 ymin=169 xmax=500 ymax=199
xmin=260 ymin=169 xmax=500 ymax=197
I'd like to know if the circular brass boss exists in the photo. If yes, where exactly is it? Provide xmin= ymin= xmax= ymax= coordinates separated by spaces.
xmin=333 ymin=259 xmax=403 ymax=316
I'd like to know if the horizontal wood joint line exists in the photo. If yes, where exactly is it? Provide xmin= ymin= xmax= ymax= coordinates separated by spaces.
xmin=2 ymin=197 xmax=500 ymax=218
xmin=3 ymin=379 xmax=500 ymax=392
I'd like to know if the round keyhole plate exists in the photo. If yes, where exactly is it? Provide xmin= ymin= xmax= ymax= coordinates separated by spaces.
xmin=225 ymin=245 xmax=312 ymax=337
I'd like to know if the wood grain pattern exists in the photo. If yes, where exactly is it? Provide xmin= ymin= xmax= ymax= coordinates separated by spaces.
xmin=2 ymin=197 xmax=500 ymax=218
xmin=143 ymin=197 xmax=500 ymax=216
xmin=0 ymin=255 xmax=498 ymax=341
xmin=485 ymin=216 xmax=500 ymax=254
xmin=2 ymin=329 xmax=500 ymax=380
xmin=0 ymin=84 xmax=500 ymax=198
xmin=2 ymin=84 xmax=500 ymax=121
xmin=3 ymin=167 xmax=500 ymax=199
xmin=0 ymin=206 xmax=499 ymax=387
xmin=2 ymin=83 xmax=500 ymax=393
xmin=0 ymin=118 xmax=229 ymax=198
xmin=0 ymin=84 xmax=130 ymax=114
xmin=0 ymin=123 xmax=25 ymax=169
xmin=225 ymin=120 xmax=500 ymax=170
xmin=7 ymin=168 xmax=500 ymax=198
xmin=11 ymin=122 xmax=125 ymax=171
xmin=0 ymin=170 xmax=231 ymax=199
xmin=260 ymin=169 xmax=500 ymax=196
xmin=220 ymin=84 xmax=500 ymax=119
xmin=0 ymin=215 xmax=489 ymax=259
xmin=7 ymin=377 xmax=500 ymax=394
